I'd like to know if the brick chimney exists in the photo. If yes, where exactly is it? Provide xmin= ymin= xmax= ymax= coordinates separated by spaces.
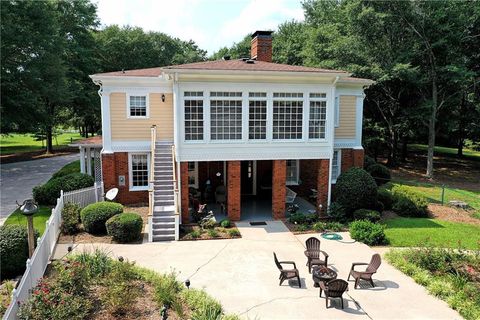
xmin=251 ymin=30 xmax=273 ymax=62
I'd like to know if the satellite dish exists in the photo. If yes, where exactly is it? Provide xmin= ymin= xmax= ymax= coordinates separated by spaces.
xmin=105 ymin=188 xmax=119 ymax=201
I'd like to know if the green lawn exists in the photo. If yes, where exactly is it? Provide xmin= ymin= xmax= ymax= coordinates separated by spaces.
xmin=4 ymin=206 xmax=52 ymax=235
xmin=385 ymin=180 xmax=480 ymax=218
xmin=0 ymin=132 xmax=83 ymax=155
xmin=409 ymin=143 xmax=480 ymax=161
xmin=384 ymin=217 xmax=480 ymax=250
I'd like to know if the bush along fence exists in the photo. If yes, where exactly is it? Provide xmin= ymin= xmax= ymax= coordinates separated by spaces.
xmin=2 ymin=182 xmax=104 ymax=320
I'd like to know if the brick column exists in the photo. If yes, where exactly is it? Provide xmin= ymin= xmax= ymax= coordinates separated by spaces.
xmin=101 ymin=153 xmax=116 ymax=190
xmin=317 ymin=159 xmax=330 ymax=216
xmin=341 ymin=149 xmax=353 ymax=173
xmin=352 ymin=148 xmax=365 ymax=168
xmin=180 ymin=162 xmax=190 ymax=224
xmin=227 ymin=161 xmax=241 ymax=221
xmin=272 ymin=160 xmax=287 ymax=220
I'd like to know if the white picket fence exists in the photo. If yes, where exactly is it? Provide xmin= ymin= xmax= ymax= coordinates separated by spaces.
xmin=2 ymin=182 xmax=104 ymax=320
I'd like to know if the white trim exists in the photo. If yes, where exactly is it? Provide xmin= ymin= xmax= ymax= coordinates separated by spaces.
xmin=112 ymin=141 xmax=151 ymax=152
xmin=334 ymin=96 xmax=340 ymax=128
xmin=355 ymin=96 xmax=364 ymax=147
xmin=100 ymin=92 xmax=112 ymax=153
xmin=80 ymin=148 xmax=86 ymax=174
xmin=128 ymin=152 xmax=150 ymax=191
xmin=126 ymin=93 xmax=150 ymax=119
xmin=331 ymin=149 xmax=342 ymax=184
xmin=334 ymin=139 xmax=359 ymax=149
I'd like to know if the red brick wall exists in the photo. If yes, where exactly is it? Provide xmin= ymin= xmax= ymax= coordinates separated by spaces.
xmin=197 ymin=161 xmax=224 ymax=196
xmin=272 ymin=160 xmax=287 ymax=219
xmin=227 ymin=161 xmax=241 ymax=221
xmin=180 ymin=162 xmax=189 ymax=224
xmin=317 ymin=159 xmax=330 ymax=216
xmin=101 ymin=152 xmax=148 ymax=205
xmin=289 ymin=159 xmax=318 ymax=198
xmin=251 ymin=37 xmax=272 ymax=62
xmin=353 ymin=148 xmax=365 ymax=167
xmin=341 ymin=148 xmax=364 ymax=173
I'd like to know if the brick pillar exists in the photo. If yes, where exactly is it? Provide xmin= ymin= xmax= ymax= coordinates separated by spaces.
xmin=101 ymin=153 xmax=116 ymax=190
xmin=317 ymin=159 xmax=330 ymax=216
xmin=180 ymin=162 xmax=190 ymax=224
xmin=352 ymin=148 xmax=365 ymax=168
xmin=272 ymin=160 xmax=287 ymax=220
xmin=341 ymin=149 xmax=353 ymax=173
xmin=227 ymin=161 xmax=241 ymax=221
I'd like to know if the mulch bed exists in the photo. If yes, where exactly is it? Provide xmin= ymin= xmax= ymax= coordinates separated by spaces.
xmin=0 ymin=148 xmax=77 ymax=164
xmin=58 ymin=205 xmax=149 ymax=244
xmin=428 ymin=204 xmax=480 ymax=226
xmin=283 ymin=219 xmax=347 ymax=235
xmin=179 ymin=224 xmax=241 ymax=240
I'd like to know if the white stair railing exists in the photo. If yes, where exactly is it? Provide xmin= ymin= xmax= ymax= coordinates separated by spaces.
xmin=171 ymin=145 xmax=180 ymax=240
xmin=148 ymin=125 xmax=156 ymax=242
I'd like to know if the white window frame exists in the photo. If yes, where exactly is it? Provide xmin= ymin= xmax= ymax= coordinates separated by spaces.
xmin=209 ymin=92 xmax=243 ymax=141
xmin=188 ymin=161 xmax=199 ymax=188
xmin=248 ymin=93 xmax=268 ymax=140
xmin=272 ymin=93 xmax=304 ymax=141
xmin=286 ymin=159 xmax=300 ymax=186
xmin=331 ymin=149 xmax=341 ymax=183
xmin=308 ymin=93 xmax=328 ymax=140
xmin=184 ymin=93 xmax=205 ymax=142
xmin=334 ymin=96 xmax=340 ymax=127
xmin=126 ymin=93 xmax=149 ymax=119
xmin=128 ymin=152 xmax=150 ymax=191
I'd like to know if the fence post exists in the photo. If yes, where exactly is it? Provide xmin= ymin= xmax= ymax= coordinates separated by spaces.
xmin=441 ymin=184 xmax=445 ymax=205
xmin=94 ymin=182 xmax=99 ymax=202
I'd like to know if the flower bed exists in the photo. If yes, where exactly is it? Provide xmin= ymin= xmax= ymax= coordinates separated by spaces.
xmin=180 ymin=223 xmax=241 ymax=240
xmin=386 ymin=247 xmax=480 ymax=320
xmin=16 ymin=250 xmax=240 ymax=320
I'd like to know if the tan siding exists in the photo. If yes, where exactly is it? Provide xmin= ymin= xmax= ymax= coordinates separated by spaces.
xmin=334 ymin=95 xmax=356 ymax=138
xmin=110 ymin=93 xmax=174 ymax=141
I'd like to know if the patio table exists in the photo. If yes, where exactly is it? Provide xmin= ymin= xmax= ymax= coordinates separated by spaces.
xmin=312 ymin=266 xmax=337 ymax=288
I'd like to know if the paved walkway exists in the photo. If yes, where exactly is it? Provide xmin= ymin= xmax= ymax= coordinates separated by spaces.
xmin=0 ymin=153 xmax=79 ymax=222
xmin=54 ymin=222 xmax=461 ymax=319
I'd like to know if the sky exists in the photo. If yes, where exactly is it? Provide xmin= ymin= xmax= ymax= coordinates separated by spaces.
xmin=95 ymin=0 xmax=305 ymax=55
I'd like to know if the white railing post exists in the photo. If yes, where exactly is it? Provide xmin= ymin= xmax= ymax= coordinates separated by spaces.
xmin=94 ymin=181 xmax=99 ymax=202
xmin=148 ymin=125 xmax=157 ymax=242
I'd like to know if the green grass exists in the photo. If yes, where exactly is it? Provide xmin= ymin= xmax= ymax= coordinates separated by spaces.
xmin=0 ymin=132 xmax=83 ymax=155
xmin=385 ymin=180 xmax=480 ymax=217
xmin=4 ymin=206 xmax=52 ymax=235
xmin=384 ymin=217 xmax=480 ymax=250
xmin=51 ymin=160 xmax=81 ymax=180
xmin=409 ymin=143 xmax=480 ymax=161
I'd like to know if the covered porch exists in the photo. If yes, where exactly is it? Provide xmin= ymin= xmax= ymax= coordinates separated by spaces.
xmin=69 ymin=135 xmax=103 ymax=182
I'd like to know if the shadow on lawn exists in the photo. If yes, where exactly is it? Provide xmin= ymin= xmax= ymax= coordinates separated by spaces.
xmin=386 ymin=218 xmax=445 ymax=229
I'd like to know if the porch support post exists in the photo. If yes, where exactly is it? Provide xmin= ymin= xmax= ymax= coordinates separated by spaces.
xmin=272 ymin=160 xmax=286 ymax=219
xmin=180 ymin=162 xmax=190 ymax=224
xmin=86 ymin=147 xmax=92 ymax=176
xmin=317 ymin=159 xmax=330 ymax=216
xmin=227 ymin=161 xmax=241 ymax=221
xmin=80 ymin=147 xmax=86 ymax=174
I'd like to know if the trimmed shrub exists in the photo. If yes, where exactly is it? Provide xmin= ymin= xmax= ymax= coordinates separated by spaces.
xmin=349 ymin=220 xmax=387 ymax=245
xmin=61 ymin=202 xmax=81 ymax=234
xmin=366 ymin=163 xmax=391 ymax=186
xmin=353 ymin=209 xmax=381 ymax=223
xmin=333 ymin=168 xmax=378 ymax=215
xmin=304 ymin=213 xmax=318 ymax=224
xmin=227 ymin=229 xmax=240 ymax=237
xmin=391 ymin=185 xmax=429 ymax=217
xmin=325 ymin=222 xmax=344 ymax=232
xmin=312 ymin=222 xmax=326 ymax=232
xmin=327 ymin=202 xmax=347 ymax=223
xmin=377 ymin=189 xmax=395 ymax=210
xmin=364 ymin=155 xmax=376 ymax=169
xmin=81 ymin=202 xmax=123 ymax=234
xmin=287 ymin=212 xmax=306 ymax=225
xmin=33 ymin=173 xmax=94 ymax=205
xmin=219 ymin=219 xmax=231 ymax=228
xmin=106 ymin=212 xmax=143 ymax=243
xmin=0 ymin=225 xmax=39 ymax=279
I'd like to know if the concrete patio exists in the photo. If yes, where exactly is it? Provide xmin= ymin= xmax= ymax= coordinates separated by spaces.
xmin=54 ymin=221 xmax=461 ymax=319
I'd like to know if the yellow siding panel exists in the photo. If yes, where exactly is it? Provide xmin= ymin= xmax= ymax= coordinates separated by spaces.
xmin=110 ymin=93 xmax=174 ymax=141
xmin=335 ymin=95 xmax=356 ymax=138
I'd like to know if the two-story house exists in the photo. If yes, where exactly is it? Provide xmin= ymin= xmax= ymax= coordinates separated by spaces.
xmin=90 ymin=31 xmax=373 ymax=241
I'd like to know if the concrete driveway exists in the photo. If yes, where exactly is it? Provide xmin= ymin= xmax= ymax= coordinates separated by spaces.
xmin=0 ymin=153 xmax=79 ymax=221
xmin=54 ymin=221 xmax=461 ymax=320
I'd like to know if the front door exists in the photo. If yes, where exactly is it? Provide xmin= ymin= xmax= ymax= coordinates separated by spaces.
xmin=241 ymin=161 xmax=255 ymax=195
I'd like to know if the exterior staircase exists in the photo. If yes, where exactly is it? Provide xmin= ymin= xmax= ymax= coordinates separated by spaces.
xmin=151 ymin=142 xmax=177 ymax=241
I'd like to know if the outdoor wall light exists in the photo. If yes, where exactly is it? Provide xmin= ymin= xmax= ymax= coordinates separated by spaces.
xmin=161 ymin=94 xmax=165 ymax=102
xmin=185 ymin=279 xmax=190 ymax=289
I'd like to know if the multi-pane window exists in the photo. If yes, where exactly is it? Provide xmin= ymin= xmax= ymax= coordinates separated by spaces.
xmin=286 ymin=160 xmax=299 ymax=185
xmin=309 ymin=100 xmax=327 ymax=139
xmin=210 ymin=92 xmax=242 ymax=140
xmin=273 ymin=96 xmax=303 ymax=140
xmin=184 ymin=92 xmax=204 ymax=141
xmin=334 ymin=96 xmax=340 ymax=127
xmin=129 ymin=95 xmax=147 ymax=117
xmin=248 ymin=94 xmax=267 ymax=140
xmin=273 ymin=92 xmax=303 ymax=98
xmin=332 ymin=150 xmax=341 ymax=181
xmin=130 ymin=154 xmax=149 ymax=188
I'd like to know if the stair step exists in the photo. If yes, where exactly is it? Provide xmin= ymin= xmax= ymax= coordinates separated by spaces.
xmin=154 ymin=202 xmax=175 ymax=207
xmin=153 ymin=229 xmax=175 ymax=236
xmin=152 ymin=216 xmax=175 ymax=223
xmin=152 ymin=235 xmax=175 ymax=241
xmin=152 ymin=222 xmax=175 ymax=228
xmin=154 ymin=190 xmax=174 ymax=195
xmin=154 ymin=205 xmax=175 ymax=212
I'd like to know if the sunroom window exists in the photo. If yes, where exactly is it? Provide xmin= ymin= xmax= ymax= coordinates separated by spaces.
xmin=248 ymin=93 xmax=267 ymax=140
xmin=184 ymin=92 xmax=204 ymax=141
xmin=210 ymin=92 xmax=242 ymax=140
xmin=273 ymin=93 xmax=303 ymax=140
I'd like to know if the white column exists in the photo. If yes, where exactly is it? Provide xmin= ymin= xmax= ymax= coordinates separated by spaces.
xmin=101 ymin=91 xmax=112 ymax=153
xmin=355 ymin=95 xmax=365 ymax=147
xmin=79 ymin=147 xmax=86 ymax=174
xmin=86 ymin=148 xmax=92 ymax=176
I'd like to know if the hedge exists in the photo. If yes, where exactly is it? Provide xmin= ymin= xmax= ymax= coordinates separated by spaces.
xmin=61 ymin=202 xmax=81 ymax=235
xmin=106 ymin=212 xmax=143 ymax=243
xmin=33 ymin=173 xmax=94 ymax=205
xmin=0 ymin=225 xmax=39 ymax=279
xmin=333 ymin=167 xmax=378 ymax=215
xmin=377 ymin=188 xmax=395 ymax=210
xmin=353 ymin=209 xmax=381 ymax=223
xmin=391 ymin=185 xmax=429 ymax=217
xmin=349 ymin=220 xmax=387 ymax=245
xmin=366 ymin=163 xmax=391 ymax=186
xmin=80 ymin=202 xmax=124 ymax=234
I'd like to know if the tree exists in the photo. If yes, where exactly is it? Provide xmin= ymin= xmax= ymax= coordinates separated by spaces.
xmin=210 ymin=35 xmax=251 ymax=60
xmin=273 ymin=20 xmax=307 ymax=65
